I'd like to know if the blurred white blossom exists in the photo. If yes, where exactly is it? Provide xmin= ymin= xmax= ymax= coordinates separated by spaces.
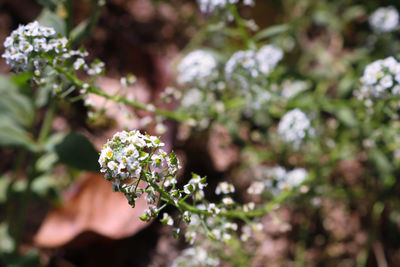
xmin=178 ymin=50 xmax=217 ymax=86
xmin=278 ymin=109 xmax=314 ymax=147
xmin=197 ymin=0 xmax=254 ymax=14
xmin=369 ymin=6 xmax=399 ymax=33
xmin=358 ymin=56 xmax=400 ymax=100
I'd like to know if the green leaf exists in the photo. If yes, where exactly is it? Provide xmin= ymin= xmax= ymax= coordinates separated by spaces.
xmin=11 ymin=73 xmax=32 ymax=87
xmin=0 ymin=116 xmax=38 ymax=152
xmin=54 ymin=132 xmax=99 ymax=171
xmin=336 ymin=108 xmax=357 ymax=127
xmin=0 ymin=75 xmax=19 ymax=92
xmin=253 ymin=24 xmax=289 ymax=42
xmin=0 ymin=91 xmax=34 ymax=127
xmin=36 ymin=152 xmax=59 ymax=172
xmin=0 ymin=223 xmax=14 ymax=254
xmin=69 ymin=0 xmax=104 ymax=47
xmin=368 ymin=149 xmax=393 ymax=176
xmin=0 ymin=75 xmax=34 ymax=126
xmin=31 ymin=174 xmax=57 ymax=197
xmin=342 ymin=5 xmax=366 ymax=22
xmin=37 ymin=8 xmax=66 ymax=36
xmin=36 ymin=0 xmax=60 ymax=10
xmin=1 ymin=248 xmax=42 ymax=267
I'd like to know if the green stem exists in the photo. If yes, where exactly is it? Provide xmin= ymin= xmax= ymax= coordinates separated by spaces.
xmin=147 ymin=171 xmax=293 ymax=221
xmin=70 ymin=0 xmax=105 ymax=47
xmin=228 ymin=4 xmax=254 ymax=49
xmin=51 ymin=64 xmax=190 ymax=122
xmin=65 ymin=0 xmax=73 ymax=38
xmin=12 ymin=157 xmax=38 ymax=255
xmin=38 ymin=98 xmax=57 ymax=144
xmin=13 ymin=99 xmax=57 ymax=254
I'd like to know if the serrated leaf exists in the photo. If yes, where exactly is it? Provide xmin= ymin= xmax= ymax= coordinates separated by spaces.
xmin=54 ymin=132 xmax=99 ymax=171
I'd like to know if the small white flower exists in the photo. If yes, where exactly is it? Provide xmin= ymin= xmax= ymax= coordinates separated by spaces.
xmin=215 ymin=181 xmax=235 ymax=195
xmin=161 ymin=213 xmax=174 ymax=226
xmin=185 ymin=231 xmax=197 ymax=245
xmin=369 ymin=6 xmax=399 ymax=33
xmin=196 ymin=0 xmax=253 ymax=14
xmin=178 ymin=50 xmax=217 ymax=86
xmin=256 ymin=44 xmax=283 ymax=75
xmin=286 ymin=168 xmax=308 ymax=187
xmin=252 ymin=222 xmax=263 ymax=232
xmin=247 ymin=181 xmax=265 ymax=195
xmin=184 ymin=183 xmax=195 ymax=195
xmin=211 ymin=229 xmax=222 ymax=240
xmin=224 ymin=222 xmax=238 ymax=231
xmin=73 ymin=58 xmax=86 ymax=70
xmin=243 ymin=202 xmax=255 ymax=212
xmin=278 ymin=109 xmax=313 ymax=147
xmin=222 ymin=196 xmax=234 ymax=206
xmin=180 ymin=88 xmax=203 ymax=107
xmin=359 ymin=57 xmax=400 ymax=99
xmin=207 ymin=203 xmax=220 ymax=215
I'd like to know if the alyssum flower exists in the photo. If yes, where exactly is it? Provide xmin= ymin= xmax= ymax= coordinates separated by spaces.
xmin=99 ymin=130 xmax=180 ymax=208
xmin=358 ymin=56 xmax=400 ymax=100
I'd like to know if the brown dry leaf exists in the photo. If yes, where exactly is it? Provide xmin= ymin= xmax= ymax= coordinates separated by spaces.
xmin=34 ymin=173 xmax=150 ymax=247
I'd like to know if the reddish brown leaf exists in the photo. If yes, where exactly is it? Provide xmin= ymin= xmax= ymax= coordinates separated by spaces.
xmin=34 ymin=173 xmax=150 ymax=247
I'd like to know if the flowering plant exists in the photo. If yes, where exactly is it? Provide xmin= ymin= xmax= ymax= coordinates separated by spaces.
xmin=2 ymin=0 xmax=400 ymax=266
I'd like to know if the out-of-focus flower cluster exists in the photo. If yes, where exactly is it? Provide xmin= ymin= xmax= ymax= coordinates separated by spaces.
xmin=225 ymin=45 xmax=283 ymax=91
xmin=277 ymin=109 xmax=314 ymax=148
xmin=177 ymin=50 xmax=218 ymax=87
xmin=369 ymin=6 xmax=399 ymax=33
xmin=357 ymin=57 xmax=400 ymax=101
xmin=247 ymin=166 xmax=308 ymax=196
xmin=197 ymin=0 xmax=254 ymax=15
xmin=172 ymin=246 xmax=220 ymax=267
xmin=175 ymin=45 xmax=283 ymax=131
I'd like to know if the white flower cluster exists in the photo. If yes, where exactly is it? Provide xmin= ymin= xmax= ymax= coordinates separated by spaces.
xmin=99 ymin=130 xmax=181 ymax=209
xmin=215 ymin=181 xmax=235 ymax=195
xmin=2 ymin=21 xmax=104 ymax=86
xmin=172 ymin=247 xmax=219 ymax=267
xmin=240 ymin=222 xmax=263 ymax=242
xmin=184 ymin=212 xmax=238 ymax=246
xmin=183 ymin=173 xmax=208 ymax=200
xmin=197 ymin=0 xmax=254 ymax=14
xmin=2 ymin=21 xmax=58 ymax=73
xmin=358 ymin=56 xmax=400 ymax=100
xmin=281 ymin=80 xmax=309 ymax=99
xmin=369 ymin=6 xmax=399 ymax=33
xmin=247 ymin=166 xmax=308 ymax=195
xmin=178 ymin=50 xmax=217 ymax=86
xmin=277 ymin=108 xmax=314 ymax=148
xmin=225 ymin=45 xmax=283 ymax=90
